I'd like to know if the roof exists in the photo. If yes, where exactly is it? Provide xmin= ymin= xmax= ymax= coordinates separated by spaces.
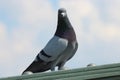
xmin=1 ymin=63 xmax=120 ymax=80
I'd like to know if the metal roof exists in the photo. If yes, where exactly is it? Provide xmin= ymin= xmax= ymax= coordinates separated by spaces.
xmin=1 ymin=63 xmax=120 ymax=80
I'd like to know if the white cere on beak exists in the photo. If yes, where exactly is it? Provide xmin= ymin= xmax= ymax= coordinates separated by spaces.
xmin=61 ymin=12 xmax=66 ymax=17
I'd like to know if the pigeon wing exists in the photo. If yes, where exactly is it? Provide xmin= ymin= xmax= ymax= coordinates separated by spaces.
xmin=39 ymin=36 xmax=68 ymax=62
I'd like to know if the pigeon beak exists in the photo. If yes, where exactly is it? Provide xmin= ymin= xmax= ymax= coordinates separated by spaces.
xmin=61 ymin=12 xmax=66 ymax=17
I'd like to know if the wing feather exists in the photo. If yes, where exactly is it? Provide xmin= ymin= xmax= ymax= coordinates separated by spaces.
xmin=39 ymin=36 xmax=68 ymax=62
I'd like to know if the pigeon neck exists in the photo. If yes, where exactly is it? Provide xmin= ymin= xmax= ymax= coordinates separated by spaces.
xmin=55 ymin=15 xmax=73 ymax=37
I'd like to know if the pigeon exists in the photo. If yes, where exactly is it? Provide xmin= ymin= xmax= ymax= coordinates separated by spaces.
xmin=22 ymin=8 xmax=78 ymax=74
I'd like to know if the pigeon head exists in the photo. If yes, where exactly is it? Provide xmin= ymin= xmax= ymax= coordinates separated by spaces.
xmin=58 ymin=8 xmax=67 ymax=17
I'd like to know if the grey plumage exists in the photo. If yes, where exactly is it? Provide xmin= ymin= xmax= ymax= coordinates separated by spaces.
xmin=22 ymin=8 xmax=78 ymax=74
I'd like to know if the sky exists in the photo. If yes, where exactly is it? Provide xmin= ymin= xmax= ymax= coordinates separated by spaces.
xmin=0 ymin=0 xmax=120 ymax=78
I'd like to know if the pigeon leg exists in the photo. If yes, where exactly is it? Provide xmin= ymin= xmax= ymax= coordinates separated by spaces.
xmin=58 ymin=62 xmax=66 ymax=70
xmin=51 ymin=67 xmax=55 ymax=71
xmin=50 ymin=61 xmax=57 ymax=71
xmin=50 ymin=57 xmax=61 ymax=71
